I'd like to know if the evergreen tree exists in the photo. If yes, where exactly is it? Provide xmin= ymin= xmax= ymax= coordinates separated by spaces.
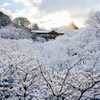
xmin=0 ymin=11 xmax=12 ymax=28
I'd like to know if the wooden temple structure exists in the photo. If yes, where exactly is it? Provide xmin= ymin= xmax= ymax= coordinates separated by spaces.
xmin=31 ymin=30 xmax=64 ymax=40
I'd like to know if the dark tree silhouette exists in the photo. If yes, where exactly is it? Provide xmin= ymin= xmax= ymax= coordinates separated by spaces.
xmin=0 ymin=11 xmax=12 ymax=28
xmin=31 ymin=23 xmax=39 ymax=30
xmin=13 ymin=17 xmax=30 ymax=27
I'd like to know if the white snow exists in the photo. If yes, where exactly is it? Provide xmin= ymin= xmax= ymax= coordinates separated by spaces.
xmin=0 ymin=17 xmax=100 ymax=99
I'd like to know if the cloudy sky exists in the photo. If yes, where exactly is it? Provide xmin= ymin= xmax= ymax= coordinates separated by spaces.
xmin=0 ymin=0 xmax=100 ymax=29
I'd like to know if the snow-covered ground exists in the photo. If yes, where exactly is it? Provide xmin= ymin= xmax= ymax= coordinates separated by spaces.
xmin=0 ymin=26 xmax=100 ymax=100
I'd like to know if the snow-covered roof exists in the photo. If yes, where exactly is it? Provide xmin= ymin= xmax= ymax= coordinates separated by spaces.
xmin=31 ymin=30 xmax=51 ymax=33
xmin=31 ymin=30 xmax=64 ymax=34
xmin=55 ymin=30 xmax=65 ymax=33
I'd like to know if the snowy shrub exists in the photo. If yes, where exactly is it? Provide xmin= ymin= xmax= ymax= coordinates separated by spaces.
xmin=0 ymin=12 xmax=100 ymax=99
xmin=0 ymin=25 xmax=32 ymax=39
xmin=0 ymin=39 xmax=41 ymax=99
xmin=0 ymin=25 xmax=100 ymax=100
xmin=31 ymin=26 xmax=100 ymax=99
xmin=35 ymin=37 xmax=46 ymax=43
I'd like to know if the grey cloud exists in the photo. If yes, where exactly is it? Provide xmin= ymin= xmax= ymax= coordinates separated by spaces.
xmin=38 ymin=0 xmax=100 ymax=13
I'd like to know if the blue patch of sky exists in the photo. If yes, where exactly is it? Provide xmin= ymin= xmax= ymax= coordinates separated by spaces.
xmin=0 ymin=0 xmax=26 ymax=11
xmin=34 ymin=13 xmax=41 ymax=17
xmin=0 ymin=0 xmax=6 ymax=5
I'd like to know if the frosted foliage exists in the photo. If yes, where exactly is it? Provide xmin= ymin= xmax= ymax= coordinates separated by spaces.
xmin=86 ymin=11 xmax=100 ymax=31
xmin=0 ymin=25 xmax=32 ymax=39
xmin=0 ymin=14 xmax=11 ymax=28
xmin=13 ymin=17 xmax=30 ymax=27
xmin=0 ymin=23 xmax=100 ymax=99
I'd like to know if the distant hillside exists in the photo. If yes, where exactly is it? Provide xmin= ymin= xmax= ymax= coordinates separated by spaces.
xmin=0 ymin=11 xmax=12 ymax=28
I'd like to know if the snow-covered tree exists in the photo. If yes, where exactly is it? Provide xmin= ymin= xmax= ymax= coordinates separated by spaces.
xmin=86 ymin=11 xmax=100 ymax=30
xmin=0 ymin=11 xmax=100 ymax=100
xmin=31 ymin=23 xmax=39 ymax=30
xmin=0 ymin=25 xmax=32 ymax=39
xmin=13 ymin=17 xmax=30 ymax=27
xmin=0 ymin=39 xmax=41 ymax=99
xmin=0 ymin=11 xmax=12 ymax=28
